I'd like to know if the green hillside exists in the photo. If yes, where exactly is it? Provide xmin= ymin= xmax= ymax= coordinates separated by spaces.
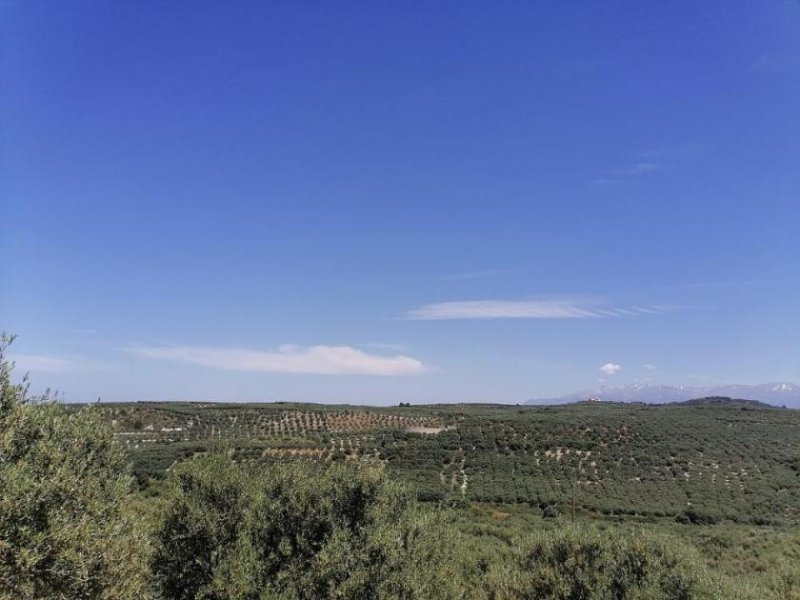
xmin=85 ymin=399 xmax=800 ymax=525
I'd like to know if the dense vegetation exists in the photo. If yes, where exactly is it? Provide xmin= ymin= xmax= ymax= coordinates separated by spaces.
xmin=2 ymin=335 xmax=799 ymax=598
xmin=150 ymin=456 xmax=460 ymax=599
xmin=100 ymin=397 xmax=800 ymax=526
xmin=0 ymin=336 xmax=149 ymax=599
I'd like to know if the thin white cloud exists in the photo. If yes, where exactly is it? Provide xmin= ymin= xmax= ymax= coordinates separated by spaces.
xmin=662 ymin=279 xmax=782 ymax=292
xmin=127 ymin=344 xmax=428 ymax=376
xmin=440 ymin=269 xmax=516 ymax=282
xmin=639 ymin=142 xmax=706 ymax=158
xmin=600 ymin=363 xmax=622 ymax=376
xmin=643 ymin=363 xmax=657 ymax=370
xmin=406 ymin=299 xmax=670 ymax=320
xmin=613 ymin=162 xmax=660 ymax=176
xmin=752 ymin=53 xmax=800 ymax=73
xmin=11 ymin=354 xmax=86 ymax=373
xmin=360 ymin=342 xmax=408 ymax=352
xmin=593 ymin=160 xmax=662 ymax=184
xmin=592 ymin=178 xmax=633 ymax=185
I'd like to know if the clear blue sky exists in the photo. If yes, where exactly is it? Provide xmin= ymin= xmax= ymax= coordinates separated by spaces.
xmin=3 ymin=1 xmax=799 ymax=403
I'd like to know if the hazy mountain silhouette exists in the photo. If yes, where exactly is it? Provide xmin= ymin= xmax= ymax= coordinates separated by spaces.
xmin=527 ymin=382 xmax=800 ymax=407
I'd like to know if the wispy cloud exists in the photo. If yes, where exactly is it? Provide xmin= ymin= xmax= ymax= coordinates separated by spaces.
xmin=406 ymin=299 xmax=674 ymax=320
xmin=360 ymin=342 xmax=408 ymax=352
xmin=11 ymin=354 xmax=91 ymax=373
xmin=440 ymin=269 xmax=516 ymax=282
xmin=593 ymin=158 xmax=663 ymax=184
xmin=662 ymin=278 xmax=782 ymax=292
xmin=600 ymin=363 xmax=622 ymax=376
xmin=752 ymin=52 xmax=800 ymax=73
xmin=126 ymin=344 xmax=428 ymax=376
xmin=592 ymin=178 xmax=635 ymax=185
xmin=639 ymin=142 xmax=706 ymax=158
xmin=612 ymin=162 xmax=660 ymax=176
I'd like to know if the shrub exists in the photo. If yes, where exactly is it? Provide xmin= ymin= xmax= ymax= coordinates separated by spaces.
xmin=0 ymin=334 xmax=150 ymax=599
xmin=502 ymin=527 xmax=702 ymax=599
xmin=541 ymin=504 xmax=561 ymax=519
xmin=151 ymin=456 xmax=461 ymax=599
xmin=677 ymin=509 xmax=720 ymax=525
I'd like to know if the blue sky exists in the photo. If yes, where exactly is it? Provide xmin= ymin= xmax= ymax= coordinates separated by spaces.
xmin=3 ymin=1 xmax=800 ymax=403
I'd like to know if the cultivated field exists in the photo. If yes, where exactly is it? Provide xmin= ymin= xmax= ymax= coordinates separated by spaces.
xmin=88 ymin=399 xmax=800 ymax=526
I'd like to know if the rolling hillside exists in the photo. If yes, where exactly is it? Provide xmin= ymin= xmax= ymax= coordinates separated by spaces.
xmin=84 ymin=399 xmax=800 ymax=525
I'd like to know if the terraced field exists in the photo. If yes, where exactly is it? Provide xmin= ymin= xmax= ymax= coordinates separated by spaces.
xmin=86 ymin=399 xmax=800 ymax=525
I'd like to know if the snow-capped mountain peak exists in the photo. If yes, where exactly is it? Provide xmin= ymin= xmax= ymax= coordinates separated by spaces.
xmin=527 ymin=382 xmax=800 ymax=407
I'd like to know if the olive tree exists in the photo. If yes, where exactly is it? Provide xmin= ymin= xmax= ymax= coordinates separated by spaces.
xmin=488 ymin=526 xmax=704 ymax=600
xmin=0 ymin=334 xmax=150 ymax=599
xmin=152 ymin=456 xmax=461 ymax=599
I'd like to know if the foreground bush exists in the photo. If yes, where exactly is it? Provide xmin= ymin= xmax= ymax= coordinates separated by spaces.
xmin=151 ymin=456 xmax=461 ymax=599
xmin=488 ymin=527 xmax=703 ymax=600
xmin=0 ymin=335 xmax=150 ymax=599
xmin=152 ymin=455 xmax=710 ymax=599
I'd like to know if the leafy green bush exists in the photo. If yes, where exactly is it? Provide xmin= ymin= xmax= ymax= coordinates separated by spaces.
xmin=151 ymin=455 xmax=461 ymax=599
xmin=0 ymin=334 xmax=150 ymax=599
xmin=501 ymin=527 xmax=702 ymax=600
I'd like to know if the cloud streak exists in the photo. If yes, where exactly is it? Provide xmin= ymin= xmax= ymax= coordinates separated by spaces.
xmin=127 ymin=344 xmax=427 ymax=376
xmin=440 ymin=269 xmax=516 ymax=282
xmin=612 ymin=162 xmax=660 ymax=176
xmin=10 ymin=354 xmax=92 ymax=373
xmin=593 ymin=160 xmax=662 ymax=184
xmin=406 ymin=299 xmax=673 ymax=320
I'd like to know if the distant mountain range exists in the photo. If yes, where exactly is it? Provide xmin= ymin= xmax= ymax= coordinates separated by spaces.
xmin=527 ymin=382 xmax=800 ymax=407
